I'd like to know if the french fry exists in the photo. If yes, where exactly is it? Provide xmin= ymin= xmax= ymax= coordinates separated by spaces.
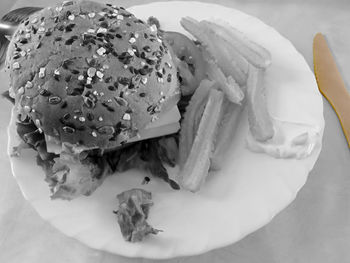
xmin=180 ymin=17 xmax=248 ymax=86
xmin=246 ymin=65 xmax=274 ymax=141
xmin=180 ymin=88 xmax=224 ymax=192
xmin=200 ymin=20 xmax=272 ymax=69
xmin=206 ymin=59 xmax=244 ymax=104
xmin=210 ymin=99 xmax=244 ymax=170
xmin=178 ymin=79 xmax=213 ymax=168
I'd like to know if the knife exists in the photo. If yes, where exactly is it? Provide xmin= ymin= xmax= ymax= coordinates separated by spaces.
xmin=313 ymin=33 xmax=350 ymax=148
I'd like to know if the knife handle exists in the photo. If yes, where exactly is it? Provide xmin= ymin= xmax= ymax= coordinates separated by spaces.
xmin=320 ymin=86 xmax=350 ymax=148
xmin=313 ymin=33 xmax=350 ymax=147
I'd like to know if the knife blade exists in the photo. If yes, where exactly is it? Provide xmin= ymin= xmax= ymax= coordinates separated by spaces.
xmin=313 ymin=33 xmax=350 ymax=148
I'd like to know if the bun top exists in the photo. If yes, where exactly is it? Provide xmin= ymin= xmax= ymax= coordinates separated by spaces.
xmin=6 ymin=0 xmax=179 ymax=150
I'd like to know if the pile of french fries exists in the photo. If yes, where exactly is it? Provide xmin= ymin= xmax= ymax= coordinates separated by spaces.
xmin=176 ymin=17 xmax=274 ymax=192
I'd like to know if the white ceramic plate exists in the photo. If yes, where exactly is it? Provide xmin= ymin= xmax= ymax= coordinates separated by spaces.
xmin=6 ymin=1 xmax=324 ymax=259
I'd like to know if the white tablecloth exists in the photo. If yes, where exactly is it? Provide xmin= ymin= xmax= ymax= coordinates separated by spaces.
xmin=1 ymin=0 xmax=349 ymax=262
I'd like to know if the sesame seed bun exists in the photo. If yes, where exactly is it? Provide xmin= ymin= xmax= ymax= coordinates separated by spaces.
xmin=6 ymin=0 xmax=179 ymax=150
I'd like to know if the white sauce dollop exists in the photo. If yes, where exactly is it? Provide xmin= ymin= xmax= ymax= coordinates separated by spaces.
xmin=246 ymin=117 xmax=321 ymax=159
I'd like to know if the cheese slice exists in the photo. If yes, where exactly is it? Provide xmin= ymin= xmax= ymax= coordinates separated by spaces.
xmin=45 ymin=105 xmax=181 ymax=154
xmin=128 ymin=105 xmax=181 ymax=143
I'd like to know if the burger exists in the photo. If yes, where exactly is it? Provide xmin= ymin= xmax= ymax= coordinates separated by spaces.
xmin=6 ymin=0 xmax=181 ymax=200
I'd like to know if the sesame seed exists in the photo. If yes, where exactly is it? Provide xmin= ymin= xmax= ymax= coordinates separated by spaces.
xmin=25 ymin=33 xmax=31 ymax=39
xmin=25 ymin=81 xmax=33 ymax=89
xmin=20 ymin=51 xmax=26 ymax=57
xmin=127 ymin=48 xmax=134 ymax=56
xmin=114 ymin=96 xmax=128 ymax=106
xmin=134 ymin=33 xmax=139 ymax=38
xmin=93 ymin=90 xmax=99 ymax=96
xmin=96 ymin=71 xmax=104 ymax=79
xmin=91 ymin=131 xmax=97 ymax=137
xmin=78 ymin=116 xmax=86 ymax=122
xmin=78 ymin=75 xmax=84 ymax=81
xmin=150 ymin=24 xmax=157 ymax=32
xmin=19 ymin=37 xmax=28 ymax=44
xmin=54 ymin=69 xmax=60 ymax=75
xmin=88 ymin=12 xmax=95 ymax=18
xmin=38 ymin=27 xmax=45 ymax=33
xmin=122 ymin=113 xmax=131 ymax=120
xmin=129 ymin=37 xmax=136 ymax=44
xmin=13 ymin=53 xmax=20 ymax=60
xmin=100 ymin=92 xmax=104 ymax=96
xmin=31 ymin=18 xmax=38 ymax=23
xmin=54 ymin=36 xmax=62 ymax=41
xmin=62 ymin=0 xmax=73 ymax=5
xmin=48 ymin=96 xmax=62 ymax=104
xmin=96 ymin=47 xmax=106 ymax=56
xmin=68 ymin=14 xmax=75 ymax=21
xmin=98 ymin=116 xmax=103 ymax=121
xmin=123 ymin=65 xmax=128 ymax=69
xmin=143 ymin=46 xmax=151 ymax=52
xmin=17 ymin=87 xmax=24 ymax=94
xmin=80 ymin=14 xmax=86 ymax=19
xmin=87 ymin=67 xmax=96 ymax=77
xmin=141 ymin=77 xmax=148 ymax=84
xmin=102 ymin=64 xmax=109 ymax=69
xmin=39 ymin=68 xmax=46 ymax=78
xmin=117 ymin=14 xmax=123 ymax=20
xmin=98 ymin=11 xmax=106 ymax=16
xmin=87 ymin=28 xmax=95 ymax=33
xmin=55 ymin=6 xmax=63 ymax=12
xmin=97 ymin=27 xmax=107 ymax=34
xmin=63 ymin=126 xmax=75 ymax=133
xmin=86 ymin=77 xmax=92 ymax=84
xmin=13 ymin=62 xmax=20 ymax=69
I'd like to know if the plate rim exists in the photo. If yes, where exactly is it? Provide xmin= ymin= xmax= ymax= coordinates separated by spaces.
xmin=6 ymin=0 xmax=324 ymax=259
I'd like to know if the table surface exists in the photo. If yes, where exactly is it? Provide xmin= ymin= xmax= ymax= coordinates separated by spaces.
xmin=0 ymin=0 xmax=349 ymax=262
